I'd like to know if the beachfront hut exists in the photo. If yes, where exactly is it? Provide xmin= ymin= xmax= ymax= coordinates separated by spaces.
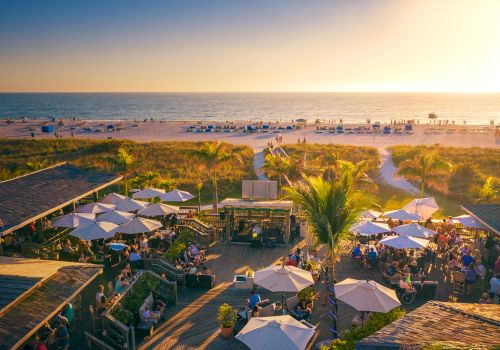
xmin=0 ymin=257 xmax=102 ymax=350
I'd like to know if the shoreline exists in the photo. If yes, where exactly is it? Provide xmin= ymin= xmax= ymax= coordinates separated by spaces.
xmin=1 ymin=119 xmax=499 ymax=150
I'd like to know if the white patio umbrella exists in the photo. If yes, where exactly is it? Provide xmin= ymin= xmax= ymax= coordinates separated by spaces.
xmin=384 ymin=209 xmax=420 ymax=221
xmin=116 ymin=217 xmax=162 ymax=234
xmin=159 ymin=189 xmax=195 ymax=202
xmin=76 ymin=202 xmax=116 ymax=214
xmin=115 ymin=198 xmax=149 ymax=212
xmin=100 ymin=192 xmax=127 ymax=205
xmin=392 ymin=223 xmax=437 ymax=239
xmin=96 ymin=210 xmax=135 ymax=225
xmin=453 ymin=215 xmax=486 ymax=230
xmin=254 ymin=265 xmax=314 ymax=293
xmin=334 ymin=278 xmax=401 ymax=313
xmin=350 ymin=221 xmax=391 ymax=236
xmin=360 ymin=210 xmax=383 ymax=221
xmin=137 ymin=203 xmax=179 ymax=217
xmin=132 ymin=188 xmax=166 ymax=199
xmin=402 ymin=197 xmax=439 ymax=220
xmin=379 ymin=235 xmax=429 ymax=249
xmin=69 ymin=221 xmax=118 ymax=241
xmin=52 ymin=213 xmax=95 ymax=228
xmin=235 ymin=315 xmax=316 ymax=350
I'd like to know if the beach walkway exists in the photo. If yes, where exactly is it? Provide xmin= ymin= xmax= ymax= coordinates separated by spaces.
xmin=378 ymin=148 xmax=419 ymax=193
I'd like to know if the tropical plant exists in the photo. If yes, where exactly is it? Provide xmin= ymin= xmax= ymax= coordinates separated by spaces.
xmin=286 ymin=164 xmax=376 ymax=277
xmin=111 ymin=303 xmax=135 ymax=326
xmin=474 ymin=177 xmax=498 ymax=204
xmin=130 ymin=171 xmax=176 ymax=191
xmin=112 ymin=147 xmax=135 ymax=196
xmin=397 ymin=150 xmax=452 ymax=195
xmin=298 ymin=286 xmax=319 ymax=302
xmin=259 ymin=153 xmax=291 ymax=195
xmin=191 ymin=141 xmax=242 ymax=212
xmin=217 ymin=303 xmax=238 ymax=328
xmin=196 ymin=182 xmax=204 ymax=211
xmin=26 ymin=159 xmax=49 ymax=171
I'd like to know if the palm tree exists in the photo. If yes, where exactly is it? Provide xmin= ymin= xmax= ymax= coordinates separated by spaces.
xmin=397 ymin=150 xmax=452 ymax=196
xmin=26 ymin=159 xmax=49 ymax=171
xmin=321 ymin=150 xmax=373 ymax=187
xmin=113 ymin=147 xmax=135 ymax=196
xmin=196 ymin=182 xmax=204 ymax=212
xmin=192 ymin=142 xmax=242 ymax=212
xmin=475 ymin=177 xmax=498 ymax=204
xmin=286 ymin=166 xmax=375 ymax=277
xmin=258 ymin=154 xmax=291 ymax=196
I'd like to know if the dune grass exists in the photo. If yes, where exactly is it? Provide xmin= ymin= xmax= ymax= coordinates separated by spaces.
xmin=0 ymin=139 xmax=255 ymax=203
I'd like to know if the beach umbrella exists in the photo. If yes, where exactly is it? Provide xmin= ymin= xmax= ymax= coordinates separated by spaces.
xmin=132 ymin=188 xmax=166 ymax=199
xmin=52 ymin=213 xmax=95 ymax=228
xmin=334 ymin=278 xmax=401 ymax=313
xmin=384 ymin=209 xmax=420 ymax=221
xmin=360 ymin=210 xmax=382 ymax=221
xmin=235 ymin=315 xmax=316 ymax=350
xmin=392 ymin=223 xmax=437 ymax=239
xmin=452 ymin=215 xmax=486 ymax=230
xmin=137 ymin=203 xmax=179 ymax=217
xmin=110 ymin=242 xmax=129 ymax=251
xmin=159 ymin=189 xmax=195 ymax=202
xmin=350 ymin=221 xmax=391 ymax=236
xmin=402 ymin=197 xmax=439 ymax=220
xmin=100 ymin=192 xmax=127 ymax=205
xmin=76 ymin=202 xmax=116 ymax=214
xmin=379 ymin=235 xmax=429 ymax=249
xmin=116 ymin=217 xmax=162 ymax=234
xmin=96 ymin=210 xmax=135 ymax=225
xmin=254 ymin=265 xmax=314 ymax=293
xmin=69 ymin=221 xmax=118 ymax=241
xmin=115 ymin=198 xmax=149 ymax=212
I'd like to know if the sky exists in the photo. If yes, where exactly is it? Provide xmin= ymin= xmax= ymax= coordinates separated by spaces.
xmin=1 ymin=0 xmax=500 ymax=93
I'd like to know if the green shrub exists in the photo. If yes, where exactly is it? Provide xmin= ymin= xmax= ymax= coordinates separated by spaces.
xmin=321 ymin=308 xmax=406 ymax=350
xmin=217 ymin=303 xmax=238 ymax=328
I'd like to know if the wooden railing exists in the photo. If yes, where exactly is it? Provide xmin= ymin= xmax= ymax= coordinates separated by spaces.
xmin=143 ymin=258 xmax=185 ymax=288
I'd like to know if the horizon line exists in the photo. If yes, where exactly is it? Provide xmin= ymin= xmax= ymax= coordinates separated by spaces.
xmin=1 ymin=90 xmax=500 ymax=94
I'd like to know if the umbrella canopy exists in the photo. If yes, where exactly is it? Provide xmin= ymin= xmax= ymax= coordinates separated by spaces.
xmin=402 ymin=197 xmax=439 ymax=220
xmin=132 ymin=188 xmax=166 ymax=199
xmin=69 ymin=221 xmax=118 ymax=241
xmin=116 ymin=217 xmax=162 ymax=234
xmin=235 ymin=315 xmax=315 ymax=350
xmin=76 ymin=202 xmax=116 ymax=214
xmin=52 ymin=213 xmax=95 ymax=228
xmin=110 ymin=242 xmax=129 ymax=251
xmin=137 ymin=203 xmax=179 ymax=217
xmin=384 ymin=209 xmax=420 ymax=221
xmin=115 ymin=198 xmax=149 ymax=212
xmin=96 ymin=210 xmax=135 ymax=225
xmin=334 ymin=278 xmax=401 ymax=313
xmin=254 ymin=265 xmax=314 ymax=293
xmin=360 ymin=210 xmax=383 ymax=221
xmin=392 ymin=223 xmax=437 ymax=239
xmin=379 ymin=235 xmax=429 ymax=249
xmin=350 ymin=221 xmax=391 ymax=236
xmin=453 ymin=215 xmax=487 ymax=230
xmin=159 ymin=189 xmax=195 ymax=202
xmin=100 ymin=192 xmax=127 ymax=205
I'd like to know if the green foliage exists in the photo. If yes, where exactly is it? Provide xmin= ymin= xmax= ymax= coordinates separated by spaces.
xmin=217 ymin=303 xmax=238 ymax=328
xmin=162 ymin=230 xmax=194 ymax=262
xmin=321 ymin=308 xmax=406 ymax=350
xmin=298 ymin=286 xmax=319 ymax=301
xmin=475 ymin=177 xmax=498 ymax=204
xmin=111 ymin=303 xmax=135 ymax=326
xmin=0 ymin=139 xmax=254 ymax=204
xmin=447 ymin=162 xmax=482 ymax=199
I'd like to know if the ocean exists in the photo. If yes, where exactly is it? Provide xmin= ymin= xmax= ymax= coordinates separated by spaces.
xmin=0 ymin=92 xmax=499 ymax=125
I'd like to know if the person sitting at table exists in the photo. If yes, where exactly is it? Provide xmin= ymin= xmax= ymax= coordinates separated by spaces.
xmin=114 ymin=276 xmax=128 ymax=294
xmin=367 ymin=248 xmax=377 ymax=268
xmin=78 ymin=252 xmax=89 ymax=263
xmin=399 ymin=275 xmax=414 ymax=293
xmin=142 ymin=306 xmax=161 ymax=323
xmin=478 ymin=292 xmax=491 ymax=304
xmin=96 ymin=295 xmax=109 ymax=315
xmin=294 ymin=298 xmax=312 ymax=321
xmin=152 ymin=294 xmax=166 ymax=313
xmin=383 ymin=262 xmax=402 ymax=282
xmin=352 ymin=244 xmax=362 ymax=260
xmin=251 ymin=305 xmax=260 ymax=317
xmin=62 ymin=239 xmax=75 ymax=254
xmin=96 ymin=284 xmax=105 ymax=305
xmin=122 ymin=263 xmax=133 ymax=279
xmin=129 ymin=249 xmax=142 ymax=263
xmin=248 ymin=290 xmax=261 ymax=309
xmin=139 ymin=235 xmax=149 ymax=251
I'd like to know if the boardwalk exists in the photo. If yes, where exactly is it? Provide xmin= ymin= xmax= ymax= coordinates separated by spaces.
xmin=139 ymin=240 xmax=487 ymax=350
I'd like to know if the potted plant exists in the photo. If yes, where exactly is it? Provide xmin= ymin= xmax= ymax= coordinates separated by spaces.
xmin=246 ymin=268 xmax=254 ymax=278
xmin=217 ymin=303 xmax=237 ymax=338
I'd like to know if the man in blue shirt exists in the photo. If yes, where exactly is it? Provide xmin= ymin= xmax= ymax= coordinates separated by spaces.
xmin=367 ymin=248 xmax=377 ymax=268
xmin=352 ymin=244 xmax=361 ymax=258
xmin=461 ymin=253 xmax=474 ymax=267
xmin=248 ymin=290 xmax=261 ymax=309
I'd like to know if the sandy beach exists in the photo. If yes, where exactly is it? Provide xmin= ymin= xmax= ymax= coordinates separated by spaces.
xmin=1 ymin=119 xmax=498 ymax=150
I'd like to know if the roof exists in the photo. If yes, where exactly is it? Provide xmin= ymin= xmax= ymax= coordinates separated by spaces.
xmin=0 ymin=257 xmax=102 ymax=350
xmin=0 ymin=163 xmax=122 ymax=235
xmin=220 ymin=198 xmax=294 ymax=210
xmin=356 ymin=301 xmax=500 ymax=349
xmin=461 ymin=204 xmax=500 ymax=235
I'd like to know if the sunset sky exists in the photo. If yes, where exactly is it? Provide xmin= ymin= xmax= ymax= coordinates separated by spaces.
xmin=1 ymin=0 xmax=499 ymax=93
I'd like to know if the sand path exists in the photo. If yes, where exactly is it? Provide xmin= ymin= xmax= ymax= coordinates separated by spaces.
xmin=378 ymin=148 xmax=420 ymax=193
